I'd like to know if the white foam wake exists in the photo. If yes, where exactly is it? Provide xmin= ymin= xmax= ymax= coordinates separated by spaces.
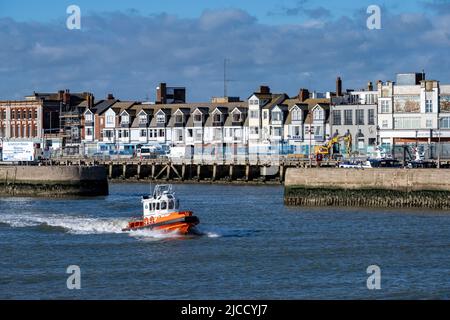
xmin=0 ymin=212 xmax=128 ymax=235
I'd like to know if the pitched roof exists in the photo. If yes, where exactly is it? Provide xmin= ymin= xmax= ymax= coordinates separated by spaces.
xmin=262 ymin=94 xmax=289 ymax=109
xmin=92 ymin=99 xmax=118 ymax=115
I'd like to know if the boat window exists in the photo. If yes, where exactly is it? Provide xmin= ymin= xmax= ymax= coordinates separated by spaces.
xmin=156 ymin=202 xmax=160 ymax=210
xmin=168 ymin=200 xmax=174 ymax=210
xmin=161 ymin=201 xmax=167 ymax=210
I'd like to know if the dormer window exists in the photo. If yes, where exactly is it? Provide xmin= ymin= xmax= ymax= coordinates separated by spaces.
xmin=175 ymin=114 xmax=183 ymax=123
xmin=85 ymin=113 xmax=93 ymax=122
xmin=292 ymin=109 xmax=301 ymax=121
xmin=314 ymin=108 xmax=324 ymax=121
xmin=232 ymin=113 xmax=241 ymax=122
xmin=157 ymin=113 xmax=165 ymax=124
xmin=213 ymin=114 xmax=222 ymax=123
xmin=272 ymin=111 xmax=282 ymax=121
xmin=194 ymin=114 xmax=202 ymax=122
xmin=121 ymin=115 xmax=129 ymax=124
xmin=139 ymin=114 xmax=147 ymax=124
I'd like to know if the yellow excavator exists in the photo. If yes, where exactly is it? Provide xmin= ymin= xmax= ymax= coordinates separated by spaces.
xmin=314 ymin=132 xmax=352 ymax=158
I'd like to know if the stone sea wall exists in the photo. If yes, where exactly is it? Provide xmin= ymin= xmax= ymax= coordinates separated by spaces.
xmin=0 ymin=165 xmax=108 ymax=197
xmin=284 ymin=168 xmax=450 ymax=209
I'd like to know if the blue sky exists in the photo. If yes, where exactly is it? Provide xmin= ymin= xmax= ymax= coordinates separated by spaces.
xmin=1 ymin=0 xmax=450 ymax=101
xmin=0 ymin=0 xmax=431 ymax=24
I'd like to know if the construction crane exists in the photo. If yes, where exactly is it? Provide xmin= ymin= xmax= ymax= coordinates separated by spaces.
xmin=314 ymin=132 xmax=352 ymax=158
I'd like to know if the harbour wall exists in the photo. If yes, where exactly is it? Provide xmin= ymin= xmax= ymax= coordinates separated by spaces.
xmin=284 ymin=168 xmax=450 ymax=209
xmin=0 ymin=165 xmax=108 ymax=197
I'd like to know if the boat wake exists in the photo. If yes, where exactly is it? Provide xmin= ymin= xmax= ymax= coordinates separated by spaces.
xmin=0 ymin=212 xmax=260 ymax=239
xmin=0 ymin=212 xmax=128 ymax=235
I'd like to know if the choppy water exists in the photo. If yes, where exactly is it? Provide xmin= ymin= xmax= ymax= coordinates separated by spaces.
xmin=0 ymin=183 xmax=450 ymax=299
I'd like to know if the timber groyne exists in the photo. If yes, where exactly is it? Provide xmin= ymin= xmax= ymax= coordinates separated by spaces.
xmin=284 ymin=168 xmax=450 ymax=209
xmin=0 ymin=165 xmax=108 ymax=197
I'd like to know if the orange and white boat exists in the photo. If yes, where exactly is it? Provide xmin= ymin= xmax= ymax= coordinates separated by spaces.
xmin=122 ymin=184 xmax=199 ymax=234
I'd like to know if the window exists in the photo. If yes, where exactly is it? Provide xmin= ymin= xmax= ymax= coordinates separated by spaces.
xmin=121 ymin=115 xmax=129 ymax=124
xmin=332 ymin=110 xmax=341 ymax=125
xmin=85 ymin=113 xmax=93 ymax=122
xmin=214 ymin=128 xmax=222 ymax=139
xmin=175 ymin=114 xmax=183 ymax=123
xmin=106 ymin=115 xmax=114 ymax=125
xmin=213 ymin=113 xmax=222 ymax=123
xmin=156 ymin=113 xmax=165 ymax=123
xmin=292 ymin=109 xmax=301 ymax=121
xmin=249 ymin=99 xmax=258 ymax=106
xmin=176 ymin=129 xmax=183 ymax=141
xmin=194 ymin=113 xmax=202 ymax=122
xmin=263 ymin=111 xmax=268 ymax=120
xmin=440 ymin=117 xmax=450 ymax=129
xmin=273 ymin=127 xmax=282 ymax=136
xmin=425 ymin=100 xmax=433 ymax=113
xmin=394 ymin=117 xmax=420 ymax=129
xmin=344 ymin=110 xmax=353 ymax=125
xmin=187 ymin=129 xmax=193 ymax=138
xmin=139 ymin=115 xmax=147 ymax=124
xmin=250 ymin=126 xmax=259 ymax=135
xmin=250 ymin=110 xmax=259 ymax=119
xmin=292 ymin=126 xmax=301 ymax=137
xmin=159 ymin=129 xmax=165 ymax=137
xmin=381 ymin=100 xmax=390 ymax=113
xmin=368 ymin=138 xmax=376 ymax=146
xmin=195 ymin=129 xmax=202 ymax=140
xmin=17 ymin=110 xmax=21 ymax=120
xmin=356 ymin=109 xmax=364 ymax=125
xmin=86 ymin=128 xmax=93 ymax=136
xmin=104 ymin=130 xmax=114 ymax=138
xmin=232 ymin=113 xmax=241 ymax=122
xmin=272 ymin=111 xmax=282 ymax=121
xmin=426 ymin=119 xmax=433 ymax=128
xmin=382 ymin=120 xmax=388 ymax=128
xmin=314 ymin=108 xmax=324 ymax=120
xmin=368 ymin=109 xmax=375 ymax=125
xmin=314 ymin=126 xmax=323 ymax=138
xmin=140 ymin=129 xmax=147 ymax=137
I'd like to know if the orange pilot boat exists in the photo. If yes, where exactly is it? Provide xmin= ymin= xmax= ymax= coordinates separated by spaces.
xmin=122 ymin=184 xmax=199 ymax=234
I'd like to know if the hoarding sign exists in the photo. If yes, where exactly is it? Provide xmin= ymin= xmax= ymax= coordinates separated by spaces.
xmin=1 ymin=141 xmax=35 ymax=162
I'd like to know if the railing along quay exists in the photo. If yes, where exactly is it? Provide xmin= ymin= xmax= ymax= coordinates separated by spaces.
xmin=45 ymin=157 xmax=339 ymax=183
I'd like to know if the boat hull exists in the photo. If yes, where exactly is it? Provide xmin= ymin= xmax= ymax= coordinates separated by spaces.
xmin=123 ymin=213 xmax=199 ymax=235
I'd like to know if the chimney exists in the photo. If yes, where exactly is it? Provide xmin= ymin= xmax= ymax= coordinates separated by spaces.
xmin=259 ymin=85 xmax=270 ymax=94
xmin=298 ymin=88 xmax=310 ymax=102
xmin=63 ymin=89 xmax=71 ymax=105
xmin=336 ymin=77 xmax=342 ymax=97
xmin=58 ymin=90 xmax=64 ymax=101
xmin=367 ymin=81 xmax=373 ymax=91
xmin=107 ymin=93 xmax=114 ymax=100
xmin=156 ymin=83 xmax=167 ymax=104
xmin=86 ymin=93 xmax=94 ymax=108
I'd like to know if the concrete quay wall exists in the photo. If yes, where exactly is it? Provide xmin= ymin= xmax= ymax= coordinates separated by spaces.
xmin=0 ymin=165 xmax=108 ymax=197
xmin=284 ymin=168 xmax=450 ymax=209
